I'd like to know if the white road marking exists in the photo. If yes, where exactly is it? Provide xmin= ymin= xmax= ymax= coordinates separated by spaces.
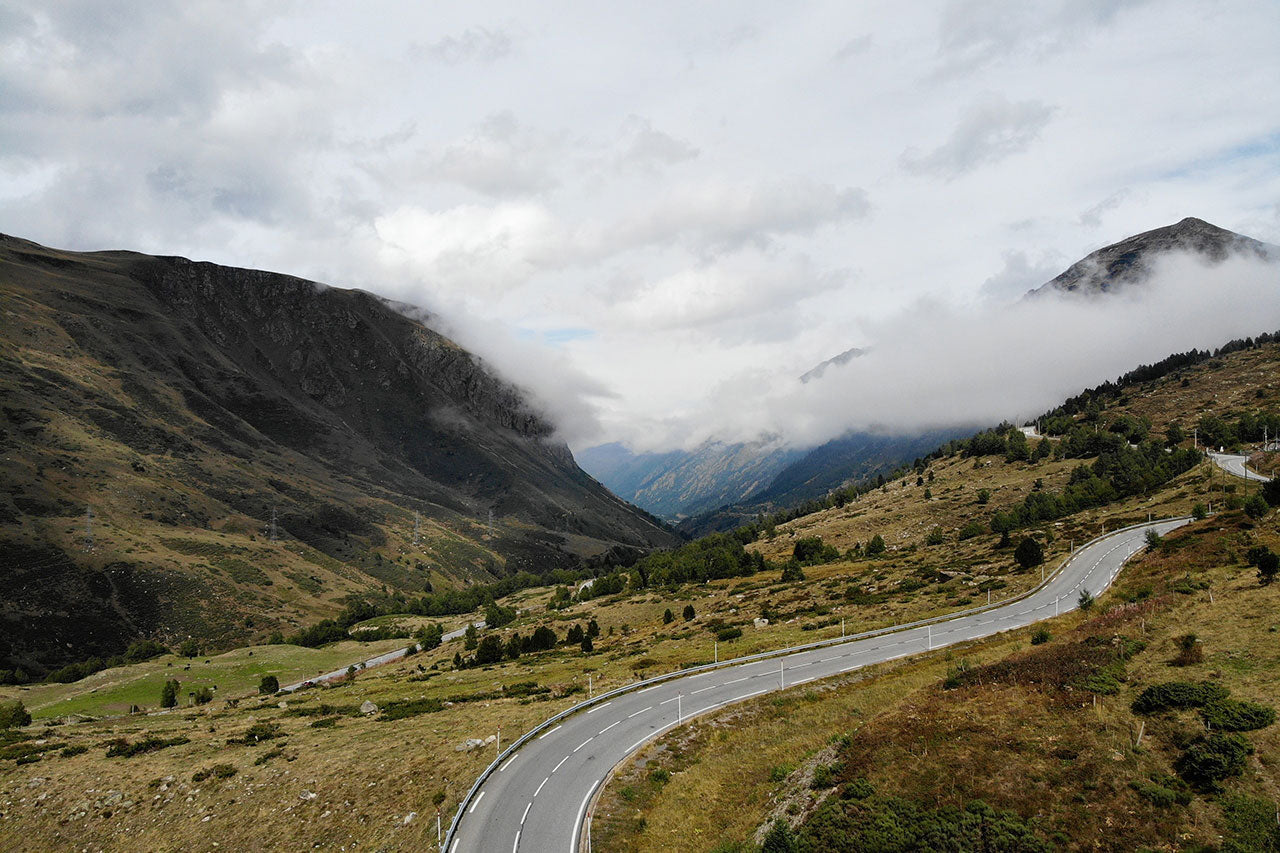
xmin=571 ymin=779 xmax=602 ymax=853
xmin=539 ymin=725 xmax=562 ymax=740
xmin=599 ymin=720 xmax=620 ymax=734
xmin=513 ymin=831 xmax=520 ymax=853
xmin=627 ymin=706 xmax=652 ymax=718
xmin=691 ymin=684 xmax=718 ymax=694
xmin=586 ymin=702 xmax=612 ymax=714
xmin=469 ymin=791 xmax=485 ymax=813
xmin=553 ymin=755 xmax=570 ymax=773
xmin=659 ymin=696 xmax=679 ymax=705
xmin=638 ymin=684 xmax=662 ymax=694
xmin=723 ymin=676 xmax=749 ymax=684
xmin=573 ymin=737 xmax=593 ymax=753
xmin=499 ymin=754 xmax=518 ymax=772
xmin=534 ymin=777 xmax=548 ymax=797
xmin=521 ymin=802 xmax=532 ymax=825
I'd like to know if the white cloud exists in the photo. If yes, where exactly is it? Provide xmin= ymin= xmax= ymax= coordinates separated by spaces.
xmin=902 ymin=94 xmax=1056 ymax=179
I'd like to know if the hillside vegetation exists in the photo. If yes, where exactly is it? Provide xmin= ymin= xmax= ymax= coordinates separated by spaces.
xmin=591 ymin=337 xmax=1280 ymax=852
xmin=0 ymin=337 xmax=1277 ymax=851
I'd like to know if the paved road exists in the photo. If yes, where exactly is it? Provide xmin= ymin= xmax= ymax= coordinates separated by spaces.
xmin=1210 ymin=452 xmax=1272 ymax=483
xmin=281 ymin=620 xmax=483 ymax=693
xmin=448 ymin=518 xmax=1189 ymax=853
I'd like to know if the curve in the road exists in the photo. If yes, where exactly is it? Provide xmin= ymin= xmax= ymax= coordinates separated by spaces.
xmin=1210 ymin=451 xmax=1273 ymax=483
xmin=446 ymin=516 xmax=1190 ymax=853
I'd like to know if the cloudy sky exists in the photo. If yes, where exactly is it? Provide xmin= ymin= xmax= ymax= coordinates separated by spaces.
xmin=2 ymin=1 xmax=1279 ymax=453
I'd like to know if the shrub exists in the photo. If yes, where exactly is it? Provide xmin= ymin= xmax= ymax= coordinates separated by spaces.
xmin=1145 ymin=529 xmax=1163 ymax=551
xmin=714 ymin=626 xmax=743 ymax=642
xmin=1244 ymin=494 xmax=1270 ymax=519
xmin=1171 ymin=634 xmax=1204 ymax=666
xmin=1030 ymin=628 xmax=1051 ymax=645
xmin=761 ymin=819 xmax=798 ymax=853
xmin=1077 ymin=589 xmax=1095 ymax=611
xmin=1247 ymin=546 xmax=1279 ymax=585
xmin=160 ymin=678 xmax=179 ymax=708
xmin=1175 ymin=733 xmax=1252 ymax=790
xmin=683 ymin=604 xmax=696 ymax=621
xmin=976 ymin=488 xmax=991 ymax=505
xmin=957 ymin=520 xmax=987 ymax=541
xmin=192 ymin=764 xmax=237 ymax=782
xmin=1201 ymin=699 xmax=1277 ymax=732
xmin=1014 ymin=537 xmax=1044 ymax=570
xmin=865 ymin=535 xmax=887 ymax=557
xmin=105 ymin=735 xmax=190 ymax=757
xmin=0 ymin=700 xmax=31 ymax=729
xmin=193 ymin=687 xmax=213 ymax=705
xmin=258 ymin=675 xmax=279 ymax=695
xmin=780 ymin=562 xmax=805 ymax=582
xmin=1192 ymin=503 xmax=1208 ymax=520
xmin=663 ymin=608 xmax=674 ymax=624
xmin=925 ymin=527 xmax=945 ymax=546
xmin=1132 ymin=681 xmax=1230 ymax=714
xmin=178 ymin=639 xmax=201 ymax=658
xmin=811 ymin=764 xmax=835 ymax=788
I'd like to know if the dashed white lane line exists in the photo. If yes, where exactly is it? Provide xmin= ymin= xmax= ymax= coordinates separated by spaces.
xmin=638 ymin=684 xmax=662 ymax=694
xmin=789 ymin=661 xmax=813 ymax=668
xmin=599 ymin=720 xmax=620 ymax=735
xmin=724 ymin=676 xmax=750 ymax=684
xmin=553 ymin=755 xmax=570 ymax=773
xmin=539 ymin=725 xmax=561 ymax=740
xmin=573 ymin=736 xmax=594 ymax=753
xmin=586 ymin=702 xmax=612 ymax=714
xmin=534 ymin=777 xmax=549 ymax=797
xmin=659 ymin=696 xmax=679 ymax=705
xmin=627 ymin=706 xmax=652 ymax=718
xmin=469 ymin=790 xmax=485 ymax=813
xmin=499 ymin=754 xmax=518 ymax=772
xmin=513 ymin=830 xmax=520 ymax=853
xmin=691 ymin=684 xmax=718 ymax=694
xmin=521 ymin=802 xmax=532 ymax=825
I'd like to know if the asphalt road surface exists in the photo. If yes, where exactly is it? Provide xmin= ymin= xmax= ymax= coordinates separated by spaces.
xmin=1211 ymin=452 xmax=1272 ymax=483
xmin=281 ymin=620 xmax=483 ymax=693
xmin=448 ymin=517 xmax=1189 ymax=853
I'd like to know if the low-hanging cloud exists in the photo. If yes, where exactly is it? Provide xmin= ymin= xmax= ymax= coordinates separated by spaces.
xmin=604 ymin=250 xmax=1279 ymax=453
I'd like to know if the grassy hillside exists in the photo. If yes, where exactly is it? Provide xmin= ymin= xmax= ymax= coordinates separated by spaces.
xmin=0 ymin=233 xmax=675 ymax=675
xmin=0 ymin=338 xmax=1276 ymax=851
xmin=588 ymin=340 xmax=1280 ymax=852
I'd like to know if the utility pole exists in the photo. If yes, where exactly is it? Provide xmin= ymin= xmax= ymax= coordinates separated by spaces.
xmin=779 ymin=659 xmax=784 ymax=689
xmin=83 ymin=504 xmax=95 ymax=552
xmin=588 ymin=675 xmax=592 ymax=698
xmin=496 ymin=727 xmax=501 ymax=760
xmin=927 ymin=625 xmax=932 ymax=651
xmin=841 ymin=618 xmax=845 ymax=638
xmin=1055 ymin=596 xmax=1059 ymax=616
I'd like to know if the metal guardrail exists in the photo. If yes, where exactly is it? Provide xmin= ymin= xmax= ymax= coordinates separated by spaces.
xmin=441 ymin=514 xmax=1190 ymax=851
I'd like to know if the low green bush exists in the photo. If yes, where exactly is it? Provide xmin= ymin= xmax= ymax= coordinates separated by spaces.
xmin=1132 ymin=681 xmax=1229 ymax=714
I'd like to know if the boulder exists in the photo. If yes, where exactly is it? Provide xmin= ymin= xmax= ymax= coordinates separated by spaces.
xmin=360 ymin=700 xmax=379 ymax=716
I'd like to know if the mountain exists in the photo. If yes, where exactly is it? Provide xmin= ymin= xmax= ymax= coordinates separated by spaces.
xmin=0 ymin=234 xmax=676 ymax=674
xmin=1027 ymin=216 xmax=1275 ymax=297
xmin=601 ymin=212 xmax=1280 ymax=532
xmin=577 ymin=439 xmax=804 ymax=521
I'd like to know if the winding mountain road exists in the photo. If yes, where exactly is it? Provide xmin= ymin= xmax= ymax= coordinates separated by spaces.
xmin=446 ymin=517 xmax=1190 ymax=853
xmin=1211 ymin=451 xmax=1272 ymax=483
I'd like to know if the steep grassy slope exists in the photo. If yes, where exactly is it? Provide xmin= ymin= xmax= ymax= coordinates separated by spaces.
xmin=0 ymin=234 xmax=675 ymax=673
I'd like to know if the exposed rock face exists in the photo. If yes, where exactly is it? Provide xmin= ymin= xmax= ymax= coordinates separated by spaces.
xmin=0 ymin=233 xmax=676 ymax=673
xmin=1027 ymin=217 xmax=1276 ymax=297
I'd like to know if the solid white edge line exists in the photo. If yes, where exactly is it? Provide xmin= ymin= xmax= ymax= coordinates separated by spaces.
xmin=571 ymin=778 xmax=602 ymax=853
xmin=468 ymin=790 xmax=485 ymax=813
xmin=499 ymin=754 xmax=517 ymax=772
